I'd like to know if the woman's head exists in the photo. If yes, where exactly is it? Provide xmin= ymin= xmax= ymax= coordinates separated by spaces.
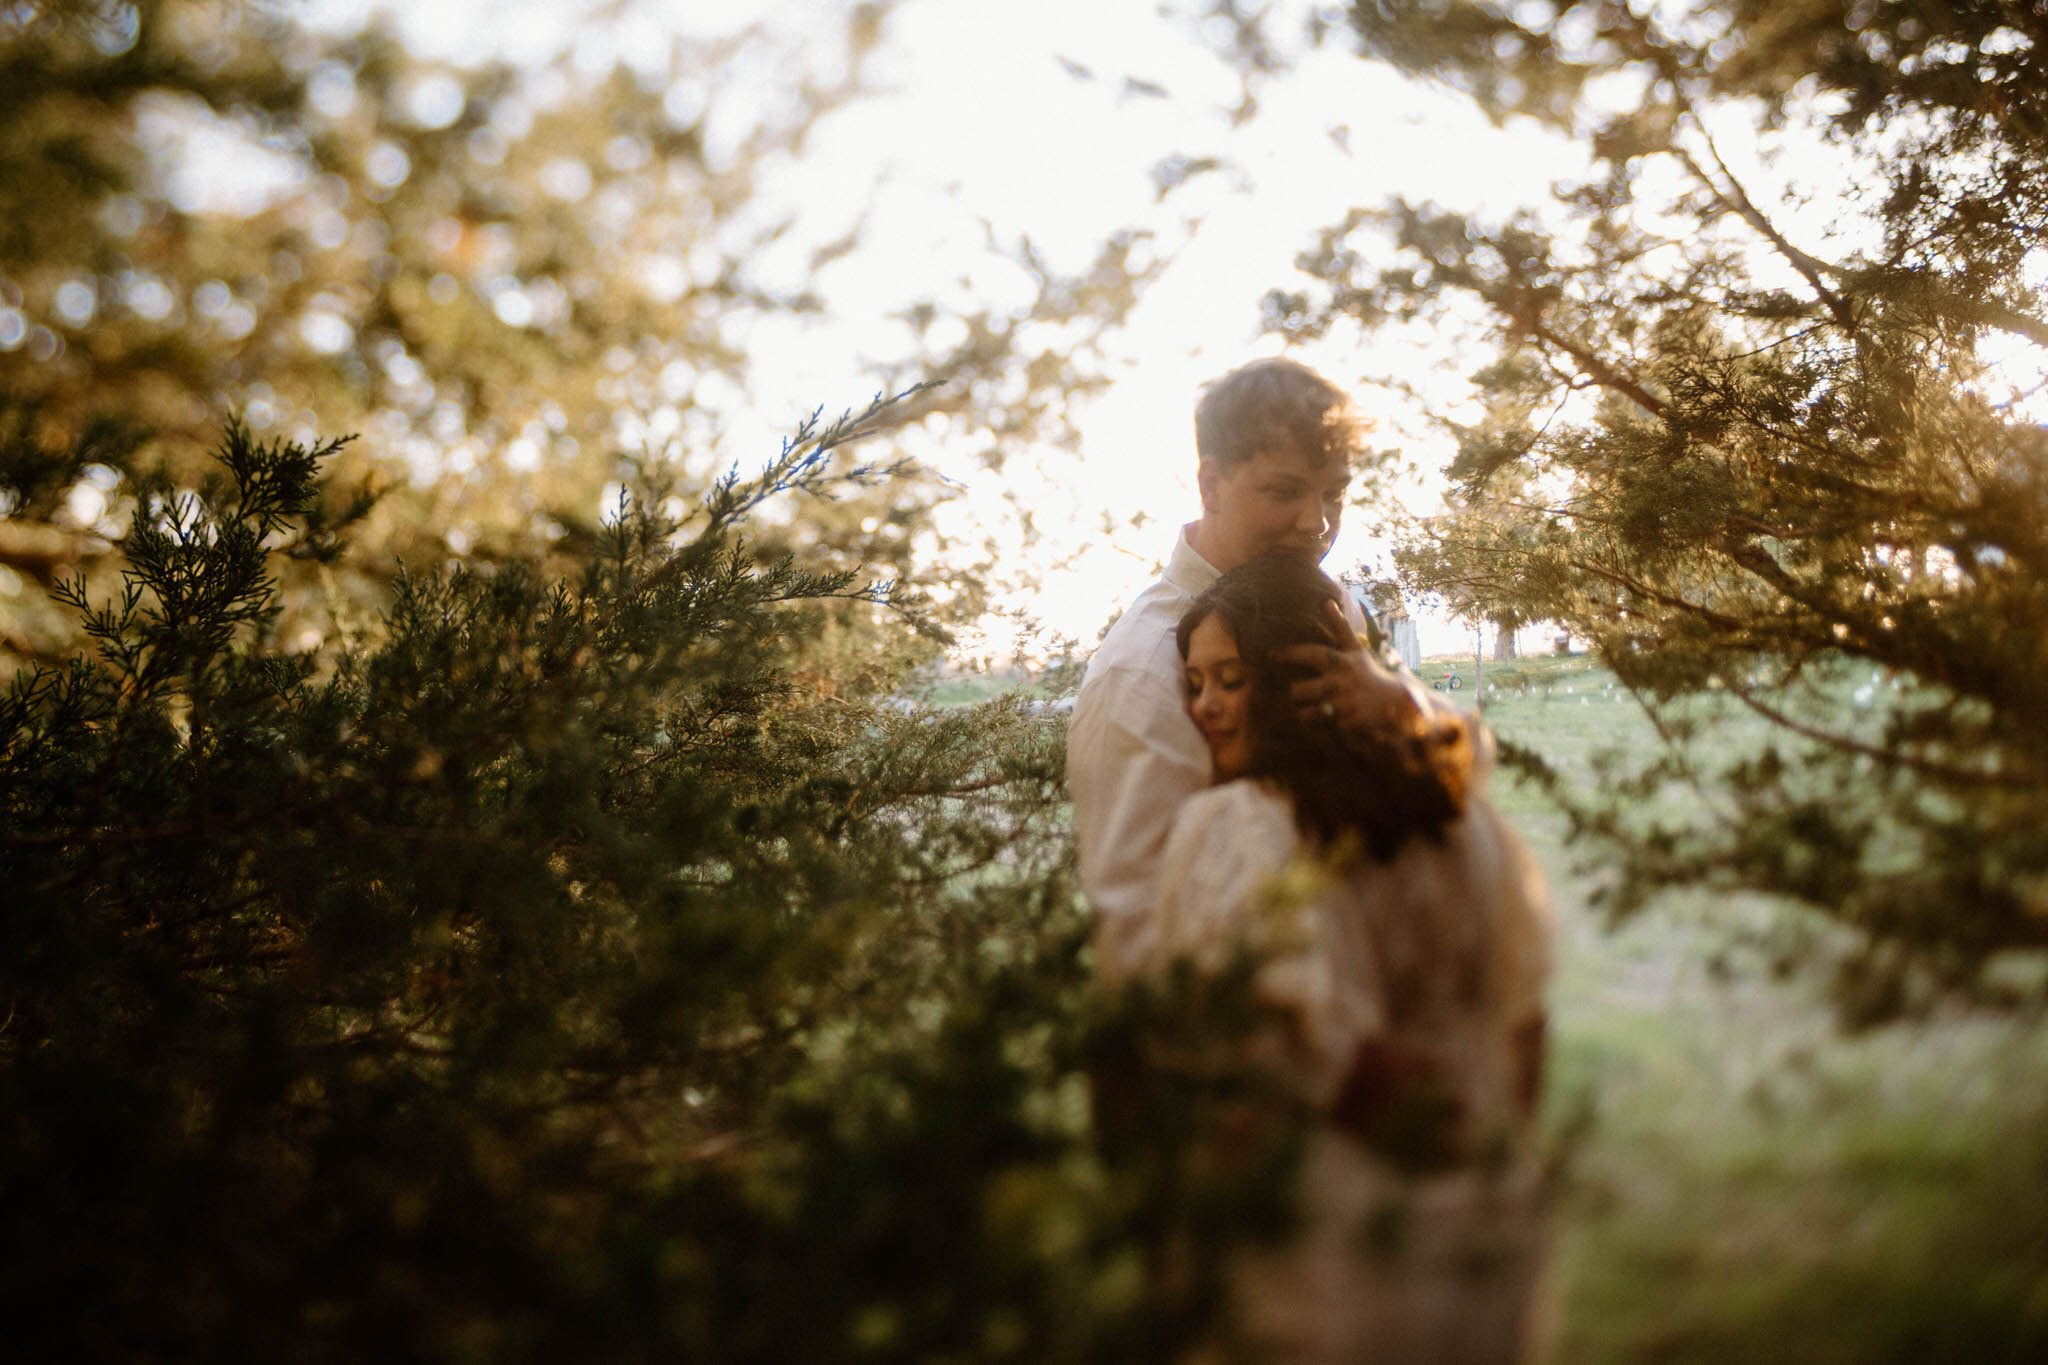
xmin=1181 ymin=612 xmax=1255 ymax=780
xmin=1177 ymin=556 xmax=1350 ymax=778
xmin=1177 ymin=556 xmax=1466 ymax=857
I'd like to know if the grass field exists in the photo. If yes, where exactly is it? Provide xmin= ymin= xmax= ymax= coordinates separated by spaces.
xmin=1465 ymin=654 xmax=2048 ymax=1363
xmin=932 ymin=650 xmax=2048 ymax=1359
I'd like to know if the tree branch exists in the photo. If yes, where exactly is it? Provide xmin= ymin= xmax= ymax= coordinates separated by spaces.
xmin=1566 ymin=554 xmax=1746 ymax=631
xmin=1525 ymin=319 xmax=1668 ymax=418
xmin=1723 ymin=676 xmax=2037 ymax=788
xmin=1674 ymin=134 xmax=1857 ymax=333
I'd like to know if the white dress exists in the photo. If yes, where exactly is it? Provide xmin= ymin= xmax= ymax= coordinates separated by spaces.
xmin=1141 ymin=780 xmax=1555 ymax=1365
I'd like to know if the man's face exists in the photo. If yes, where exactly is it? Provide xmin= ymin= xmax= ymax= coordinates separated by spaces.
xmin=1196 ymin=446 xmax=1350 ymax=573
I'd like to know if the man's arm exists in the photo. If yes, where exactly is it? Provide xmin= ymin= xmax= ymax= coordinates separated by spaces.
xmin=1066 ymin=662 xmax=1209 ymax=978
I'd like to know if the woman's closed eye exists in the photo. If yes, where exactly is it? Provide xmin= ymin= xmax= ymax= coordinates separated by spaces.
xmin=1186 ymin=665 xmax=1247 ymax=695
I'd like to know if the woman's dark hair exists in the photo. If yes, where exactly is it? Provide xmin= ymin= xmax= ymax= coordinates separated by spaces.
xmin=1177 ymin=556 xmax=1468 ymax=860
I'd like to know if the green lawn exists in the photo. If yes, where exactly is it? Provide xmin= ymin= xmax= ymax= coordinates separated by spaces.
xmin=1474 ymin=655 xmax=2048 ymax=1364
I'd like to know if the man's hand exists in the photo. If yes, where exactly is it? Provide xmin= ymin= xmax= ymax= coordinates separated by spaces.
xmin=1275 ymin=600 xmax=1430 ymax=748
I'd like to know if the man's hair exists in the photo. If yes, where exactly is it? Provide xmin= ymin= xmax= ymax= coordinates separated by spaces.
xmin=1176 ymin=556 xmax=1468 ymax=860
xmin=1193 ymin=358 xmax=1368 ymax=470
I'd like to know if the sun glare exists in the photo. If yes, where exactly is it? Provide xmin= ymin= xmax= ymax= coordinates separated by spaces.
xmin=317 ymin=0 xmax=1596 ymax=661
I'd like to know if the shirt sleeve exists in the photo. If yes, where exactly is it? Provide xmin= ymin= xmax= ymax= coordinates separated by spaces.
xmin=1067 ymin=660 xmax=1210 ymax=978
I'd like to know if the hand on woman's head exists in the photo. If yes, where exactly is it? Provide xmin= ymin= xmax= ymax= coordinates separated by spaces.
xmin=1278 ymin=600 xmax=1425 ymax=744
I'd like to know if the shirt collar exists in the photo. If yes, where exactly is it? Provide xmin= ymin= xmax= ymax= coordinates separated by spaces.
xmin=1167 ymin=524 xmax=1220 ymax=599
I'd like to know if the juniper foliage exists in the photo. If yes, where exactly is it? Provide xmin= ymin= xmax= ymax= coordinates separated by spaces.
xmin=0 ymin=403 xmax=1291 ymax=1360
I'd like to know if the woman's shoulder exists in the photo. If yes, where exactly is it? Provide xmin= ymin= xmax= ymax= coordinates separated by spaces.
xmin=1178 ymin=777 xmax=1293 ymax=823
xmin=1151 ymin=781 xmax=1311 ymax=972
xmin=1169 ymin=779 xmax=1297 ymax=844
xmin=1161 ymin=782 xmax=1305 ymax=913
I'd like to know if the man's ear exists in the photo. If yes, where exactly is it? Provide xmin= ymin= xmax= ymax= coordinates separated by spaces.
xmin=1196 ymin=459 xmax=1220 ymax=513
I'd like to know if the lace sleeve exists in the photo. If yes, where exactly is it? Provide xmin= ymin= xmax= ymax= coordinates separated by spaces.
xmin=1145 ymin=784 xmax=1296 ymax=975
xmin=1146 ymin=785 xmax=1385 ymax=1107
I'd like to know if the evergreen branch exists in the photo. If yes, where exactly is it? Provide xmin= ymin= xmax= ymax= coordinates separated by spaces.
xmin=863 ymin=773 xmax=1035 ymax=806
xmin=1672 ymin=133 xmax=1856 ymax=334
xmin=181 ymin=943 xmax=302 ymax=972
xmin=556 ymin=386 xmax=940 ymax=672
xmin=1717 ymin=539 xmax=1867 ymax=642
xmin=1708 ymin=397 xmax=1886 ymax=478
xmin=1715 ymin=540 xmax=2042 ymax=728
xmin=0 ymin=817 xmax=211 ymax=850
xmin=123 ymin=885 xmax=279 ymax=938
xmin=1719 ymin=319 xmax=1834 ymax=362
xmin=1601 ymin=0 xmax=1884 ymax=369
xmin=1522 ymin=318 xmax=1668 ymax=418
xmin=1609 ymin=672 xmax=1732 ymax=820
xmin=696 ymin=381 xmax=940 ymax=539
xmin=1721 ymin=675 xmax=2039 ymax=789
xmin=1500 ymin=498 xmax=1611 ymax=526
xmin=1566 ymin=553 xmax=1746 ymax=632
xmin=1872 ymin=274 xmax=2048 ymax=350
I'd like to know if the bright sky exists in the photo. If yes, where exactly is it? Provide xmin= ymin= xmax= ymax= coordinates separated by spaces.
xmin=325 ymin=0 xmax=1597 ymax=660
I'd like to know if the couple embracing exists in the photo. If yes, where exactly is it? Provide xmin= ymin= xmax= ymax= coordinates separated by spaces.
xmin=1067 ymin=359 xmax=1554 ymax=1363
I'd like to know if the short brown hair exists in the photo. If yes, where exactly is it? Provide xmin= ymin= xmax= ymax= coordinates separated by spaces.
xmin=1193 ymin=357 xmax=1368 ymax=470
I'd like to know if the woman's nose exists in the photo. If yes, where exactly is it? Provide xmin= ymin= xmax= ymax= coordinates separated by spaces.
xmin=1295 ymin=500 xmax=1328 ymax=534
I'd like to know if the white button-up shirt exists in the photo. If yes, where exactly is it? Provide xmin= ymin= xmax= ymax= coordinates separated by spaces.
xmin=1067 ymin=528 xmax=1220 ymax=974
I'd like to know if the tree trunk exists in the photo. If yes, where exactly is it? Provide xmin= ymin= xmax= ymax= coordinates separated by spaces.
xmin=1491 ymin=616 xmax=1519 ymax=660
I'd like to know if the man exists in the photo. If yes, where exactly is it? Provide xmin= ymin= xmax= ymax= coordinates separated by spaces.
xmin=1067 ymin=357 xmax=1482 ymax=975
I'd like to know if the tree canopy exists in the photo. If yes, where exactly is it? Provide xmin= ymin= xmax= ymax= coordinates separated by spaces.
xmin=1243 ymin=0 xmax=2048 ymax=1016
xmin=1 ymin=0 xmax=1158 ymax=670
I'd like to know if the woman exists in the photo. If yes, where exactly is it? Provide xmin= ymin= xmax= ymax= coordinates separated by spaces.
xmin=1143 ymin=556 xmax=1553 ymax=1365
